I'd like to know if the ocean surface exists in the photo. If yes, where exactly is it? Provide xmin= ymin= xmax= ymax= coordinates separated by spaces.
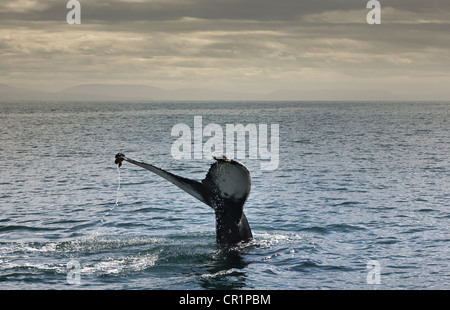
xmin=0 ymin=101 xmax=449 ymax=290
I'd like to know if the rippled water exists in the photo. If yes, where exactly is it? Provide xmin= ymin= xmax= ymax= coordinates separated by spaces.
xmin=1 ymin=101 xmax=449 ymax=289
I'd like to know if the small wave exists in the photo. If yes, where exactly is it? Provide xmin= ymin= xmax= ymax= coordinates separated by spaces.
xmin=0 ymin=235 xmax=164 ymax=256
xmin=80 ymin=253 xmax=159 ymax=276
xmin=198 ymin=268 xmax=241 ymax=279
xmin=55 ymin=235 xmax=163 ymax=253
xmin=0 ymin=260 xmax=67 ymax=275
xmin=0 ymin=225 xmax=61 ymax=233
xmin=375 ymin=237 xmax=399 ymax=245
xmin=252 ymin=232 xmax=308 ymax=248
xmin=289 ymin=259 xmax=322 ymax=271
xmin=291 ymin=261 xmax=354 ymax=272
xmin=417 ymin=208 xmax=435 ymax=213
xmin=299 ymin=223 xmax=367 ymax=235
xmin=401 ymin=227 xmax=430 ymax=234
xmin=299 ymin=226 xmax=329 ymax=234
xmin=327 ymin=223 xmax=367 ymax=232
xmin=332 ymin=201 xmax=361 ymax=206
xmin=0 ymin=250 xmax=159 ymax=279
xmin=255 ymin=231 xmax=307 ymax=241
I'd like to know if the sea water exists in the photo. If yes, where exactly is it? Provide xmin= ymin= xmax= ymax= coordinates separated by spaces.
xmin=0 ymin=101 xmax=449 ymax=289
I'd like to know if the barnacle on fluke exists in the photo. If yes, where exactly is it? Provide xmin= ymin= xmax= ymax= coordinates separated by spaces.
xmin=115 ymin=153 xmax=125 ymax=167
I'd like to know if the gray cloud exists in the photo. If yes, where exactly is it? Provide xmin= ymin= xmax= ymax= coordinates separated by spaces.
xmin=1 ymin=0 xmax=449 ymax=23
xmin=0 ymin=0 xmax=356 ymax=22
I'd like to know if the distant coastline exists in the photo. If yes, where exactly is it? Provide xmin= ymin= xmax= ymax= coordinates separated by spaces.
xmin=2 ymin=83 xmax=448 ymax=102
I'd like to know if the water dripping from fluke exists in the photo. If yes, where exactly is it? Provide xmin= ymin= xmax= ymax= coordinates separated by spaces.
xmin=100 ymin=160 xmax=122 ymax=226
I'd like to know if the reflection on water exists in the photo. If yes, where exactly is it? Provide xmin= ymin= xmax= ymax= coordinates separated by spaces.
xmin=199 ymin=246 xmax=250 ymax=290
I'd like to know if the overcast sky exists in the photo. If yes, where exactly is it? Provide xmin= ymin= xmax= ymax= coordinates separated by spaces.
xmin=1 ymin=0 xmax=449 ymax=97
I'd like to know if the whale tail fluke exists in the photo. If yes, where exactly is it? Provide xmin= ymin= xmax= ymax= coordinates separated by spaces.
xmin=114 ymin=153 xmax=252 ymax=244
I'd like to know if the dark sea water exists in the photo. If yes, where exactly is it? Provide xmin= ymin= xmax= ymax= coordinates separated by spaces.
xmin=0 ymin=101 xmax=449 ymax=289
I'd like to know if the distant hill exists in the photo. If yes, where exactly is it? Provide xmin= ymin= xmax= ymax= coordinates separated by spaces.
xmin=0 ymin=84 xmax=52 ymax=101
xmin=265 ymin=88 xmax=405 ymax=101
xmin=58 ymin=84 xmax=169 ymax=101
xmin=0 ymin=84 xmax=262 ymax=101
xmin=1 ymin=83 xmax=447 ymax=101
xmin=59 ymin=84 xmax=263 ymax=101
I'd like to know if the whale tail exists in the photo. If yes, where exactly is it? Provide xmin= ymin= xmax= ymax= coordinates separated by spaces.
xmin=115 ymin=153 xmax=252 ymax=244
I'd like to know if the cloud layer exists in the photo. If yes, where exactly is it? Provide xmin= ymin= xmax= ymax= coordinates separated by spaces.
xmin=1 ymin=0 xmax=449 ymax=97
